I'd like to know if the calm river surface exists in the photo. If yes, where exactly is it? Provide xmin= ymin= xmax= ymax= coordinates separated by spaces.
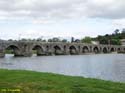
xmin=0 ymin=54 xmax=125 ymax=82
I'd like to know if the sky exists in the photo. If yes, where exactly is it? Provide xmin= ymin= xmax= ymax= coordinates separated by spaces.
xmin=0 ymin=0 xmax=125 ymax=40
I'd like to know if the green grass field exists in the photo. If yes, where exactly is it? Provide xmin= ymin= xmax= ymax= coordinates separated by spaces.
xmin=0 ymin=69 xmax=125 ymax=93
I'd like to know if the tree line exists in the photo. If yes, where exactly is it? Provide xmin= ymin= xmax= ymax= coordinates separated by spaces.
xmin=4 ymin=28 xmax=125 ymax=45
xmin=92 ymin=29 xmax=125 ymax=45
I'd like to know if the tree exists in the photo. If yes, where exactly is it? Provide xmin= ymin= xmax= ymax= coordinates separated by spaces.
xmin=81 ymin=36 xmax=92 ymax=44
xmin=110 ymin=39 xmax=121 ymax=45
xmin=120 ymin=28 xmax=125 ymax=39
xmin=52 ymin=37 xmax=60 ymax=42
xmin=62 ymin=39 xmax=67 ymax=43
xmin=75 ymin=39 xmax=81 ymax=43
xmin=37 ymin=38 xmax=42 ymax=41
xmin=8 ymin=39 xmax=13 ymax=41
xmin=48 ymin=39 xmax=53 ymax=42
xmin=122 ymin=28 xmax=125 ymax=34
xmin=42 ymin=40 xmax=46 ymax=42
xmin=97 ymin=35 xmax=102 ymax=41
xmin=114 ymin=29 xmax=120 ymax=35
xmin=99 ymin=37 xmax=108 ymax=44
xmin=21 ymin=38 xmax=27 ymax=41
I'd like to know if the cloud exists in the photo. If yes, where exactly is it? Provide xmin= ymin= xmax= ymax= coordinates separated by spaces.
xmin=112 ymin=18 xmax=125 ymax=28
xmin=86 ymin=0 xmax=125 ymax=19
xmin=0 ymin=0 xmax=125 ymax=22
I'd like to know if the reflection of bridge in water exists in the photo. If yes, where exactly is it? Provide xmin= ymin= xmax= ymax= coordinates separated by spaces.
xmin=0 ymin=41 xmax=125 ymax=57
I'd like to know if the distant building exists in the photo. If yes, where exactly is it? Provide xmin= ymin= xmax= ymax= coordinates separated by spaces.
xmin=120 ymin=39 xmax=125 ymax=46
xmin=71 ymin=37 xmax=74 ymax=43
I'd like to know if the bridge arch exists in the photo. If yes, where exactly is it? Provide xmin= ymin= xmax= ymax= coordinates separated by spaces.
xmin=5 ymin=45 xmax=20 ymax=56
xmin=32 ymin=45 xmax=45 ymax=56
xmin=117 ymin=48 xmax=121 ymax=52
xmin=102 ymin=47 xmax=108 ymax=53
xmin=110 ymin=47 xmax=115 ymax=52
xmin=69 ymin=45 xmax=78 ymax=55
xmin=46 ymin=45 xmax=49 ymax=51
xmin=53 ymin=45 xmax=63 ymax=55
xmin=93 ymin=46 xmax=100 ymax=53
xmin=82 ymin=46 xmax=89 ymax=53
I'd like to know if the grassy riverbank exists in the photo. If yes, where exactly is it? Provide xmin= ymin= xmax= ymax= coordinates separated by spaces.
xmin=0 ymin=69 xmax=125 ymax=93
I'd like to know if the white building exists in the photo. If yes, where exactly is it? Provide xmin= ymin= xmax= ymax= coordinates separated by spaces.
xmin=91 ymin=41 xmax=99 ymax=45
xmin=120 ymin=39 xmax=125 ymax=46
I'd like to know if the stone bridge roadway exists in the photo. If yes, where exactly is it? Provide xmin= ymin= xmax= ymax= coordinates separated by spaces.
xmin=0 ymin=41 xmax=125 ymax=57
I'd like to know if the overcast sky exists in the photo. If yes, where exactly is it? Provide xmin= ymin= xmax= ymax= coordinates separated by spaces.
xmin=0 ymin=0 xmax=125 ymax=40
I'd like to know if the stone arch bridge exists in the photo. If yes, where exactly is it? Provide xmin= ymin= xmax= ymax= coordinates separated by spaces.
xmin=0 ymin=41 xmax=125 ymax=57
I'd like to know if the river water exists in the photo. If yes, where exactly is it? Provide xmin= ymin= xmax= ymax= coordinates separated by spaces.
xmin=0 ymin=54 xmax=125 ymax=82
